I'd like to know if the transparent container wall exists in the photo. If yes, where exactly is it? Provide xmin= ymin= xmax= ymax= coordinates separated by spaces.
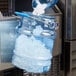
xmin=12 ymin=6 xmax=61 ymax=73
xmin=0 ymin=17 xmax=19 ymax=63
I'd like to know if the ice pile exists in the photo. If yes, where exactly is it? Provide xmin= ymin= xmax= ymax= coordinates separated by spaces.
xmin=12 ymin=34 xmax=53 ymax=72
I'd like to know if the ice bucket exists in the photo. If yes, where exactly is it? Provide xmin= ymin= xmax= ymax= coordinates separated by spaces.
xmin=12 ymin=5 xmax=62 ymax=73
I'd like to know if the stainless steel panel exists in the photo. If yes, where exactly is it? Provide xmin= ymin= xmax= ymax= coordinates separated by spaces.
xmin=58 ymin=0 xmax=76 ymax=40
xmin=45 ymin=6 xmax=62 ymax=56
xmin=66 ymin=0 xmax=76 ymax=40
xmin=72 ymin=0 xmax=76 ymax=40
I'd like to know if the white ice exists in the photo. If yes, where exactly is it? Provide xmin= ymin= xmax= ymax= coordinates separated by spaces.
xmin=12 ymin=33 xmax=52 ymax=73
xmin=33 ymin=25 xmax=43 ymax=36
xmin=14 ymin=33 xmax=52 ymax=59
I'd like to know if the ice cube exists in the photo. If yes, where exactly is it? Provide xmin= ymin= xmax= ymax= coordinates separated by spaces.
xmin=33 ymin=25 xmax=43 ymax=36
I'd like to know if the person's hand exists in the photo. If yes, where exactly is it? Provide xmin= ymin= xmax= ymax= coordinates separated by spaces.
xmin=32 ymin=3 xmax=47 ymax=15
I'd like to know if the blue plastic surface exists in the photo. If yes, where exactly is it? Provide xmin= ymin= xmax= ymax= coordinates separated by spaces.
xmin=15 ymin=12 xmax=30 ymax=18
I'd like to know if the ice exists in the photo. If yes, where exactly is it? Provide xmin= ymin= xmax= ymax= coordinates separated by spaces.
xmin=12 ymin=55 xmax=51 ymax=73
xmin=33 ymin=25 xmax=43 ymax=36
xmin=14 ymin=34 xmax=52 ymax=59
xmin=12 ymin=33 xmax=53 ymax=73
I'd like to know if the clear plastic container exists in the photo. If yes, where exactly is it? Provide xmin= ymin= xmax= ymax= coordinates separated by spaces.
xmin=12 ymin=12 xmax=59 ymax=73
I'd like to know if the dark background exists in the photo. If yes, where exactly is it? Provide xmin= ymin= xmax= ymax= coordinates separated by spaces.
xmin=15 ymin=0 xmax=33 ymax=12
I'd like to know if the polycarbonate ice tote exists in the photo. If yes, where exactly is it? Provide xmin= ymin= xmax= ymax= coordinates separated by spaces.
xmin=12 ymin=12 xmax=59 ymax=73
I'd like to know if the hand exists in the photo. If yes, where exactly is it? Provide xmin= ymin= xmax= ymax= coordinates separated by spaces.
xmin=33 ymin=3 xmax=47 ymax=15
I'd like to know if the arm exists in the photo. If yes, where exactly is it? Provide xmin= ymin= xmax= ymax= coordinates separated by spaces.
xmin=32 ymin=0 xmax=59 ymax=15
